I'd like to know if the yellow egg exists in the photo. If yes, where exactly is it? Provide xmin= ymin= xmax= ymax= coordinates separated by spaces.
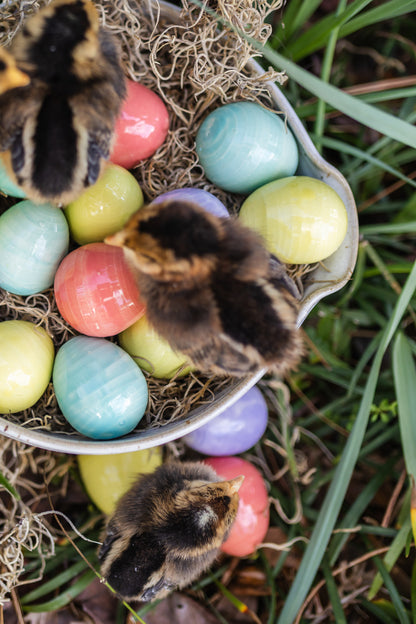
xmin=239 ymin=176 xmax=348 ymax=264
xmin=0 ymin=320 xmax=54 ymax=413
xmin=119 ymin=315 xmax=193 ymax=379
xmin=64 ymin=163 xmax=144 ymax=244
xmin=78 ymin=447 xmax=163 ymax=515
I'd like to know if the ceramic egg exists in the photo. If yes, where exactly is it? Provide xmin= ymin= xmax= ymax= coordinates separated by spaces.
xmin=152 ymin=187 xmax=229 ymax=218
xmin=64 ymin=164 xmax=144 ymax=245
xmin=239 ymin=176 xmax=348 ymax=264
xmin=183 ymin=386 xmax=268 ymax=455
xmin=0 ymin=320 xmax=54 ymax=413
xmin=78 ymin=447 xmax=163 ymax=514
xmin=53 ymin=336 xmax=148 ymax=439
xmin=195 ymin=101 xmax=299 ymax=194
xmin=205 ymin=456 xmax=270 ymax=557
xmin=0 ymin=152 xmax=26 ymax=198
xmin=54 ymin=242 xmax=145 ymax=337
xmin=0 ymin=200 xmax=69 ymax=295
xmin=119 ymin=315 xmax=193 ymax=379
xmin=110 ymin=80 xmax=169 ymax=169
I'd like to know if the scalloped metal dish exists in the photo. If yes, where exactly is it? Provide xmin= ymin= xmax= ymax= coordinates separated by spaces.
xmin=0 ymin=1 xmax=359 ymax=454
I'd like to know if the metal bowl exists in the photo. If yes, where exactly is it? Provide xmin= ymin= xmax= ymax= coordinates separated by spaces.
xmin=0 ymin=1 xmax=358 ymax=454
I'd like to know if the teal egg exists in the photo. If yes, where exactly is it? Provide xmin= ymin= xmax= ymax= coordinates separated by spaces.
xmin=0 ymin=200 xmax=69 ymax=295
xmin=53 ymin=336 xmax=148 ymax=440
xmin=195 ymin=102 xmax=299 ymax=194
xmin=0 ymin=158 xmax=26 ymax=198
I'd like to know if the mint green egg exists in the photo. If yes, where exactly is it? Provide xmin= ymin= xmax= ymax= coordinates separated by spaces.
xmin=0 ymin=157 xmax=25 ymax=198
xmin=0 ymin=200 xmax=69 ymax=295
xmin=195 ymin=102 xmax=299 ymax=194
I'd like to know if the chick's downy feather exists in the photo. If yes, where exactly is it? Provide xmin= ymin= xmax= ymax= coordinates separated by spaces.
xmin=105 ymin=199 xmax=303 ymax=377
xmin=99 ymin=462 xmax=243 ymax=602
xmin=0 ymin=0 xmax=126 ymax=204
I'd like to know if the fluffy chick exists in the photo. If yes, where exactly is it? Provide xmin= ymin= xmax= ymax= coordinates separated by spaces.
xmin=0 ymin=0 xmax=126 ymax=205
xmin=99 ymin=461 xmax=243 ymax=602
xmin=105 ymin=199 xmax=303 ymax=377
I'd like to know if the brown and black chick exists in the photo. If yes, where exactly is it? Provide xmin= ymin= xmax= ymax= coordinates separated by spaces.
xmin=99 ymin=461 xmax=243 ymax=602
xmin=0 ymin=0 xmax=126 ymax=205
xmin=105 ymin=199 xmax=303 ymax=377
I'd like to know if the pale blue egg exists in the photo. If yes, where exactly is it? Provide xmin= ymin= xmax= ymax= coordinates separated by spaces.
xmin=53 ymin=336 xmax=148 ymax=440
xmin=183 ymin=385 xmax=268 ymax=455
xmin=0 ymin=158 xmax=26 ymax=198
xmin=0 ymin=200 xmax=69 ymax=295
xmin=152 ymin=187 xmax=229 ymax=217
xmin=195 ymin=102 xmax=299 ymax=194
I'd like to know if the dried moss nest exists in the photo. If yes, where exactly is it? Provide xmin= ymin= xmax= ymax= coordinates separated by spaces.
xmin=0 ymin=0 xmax=309 ymax=437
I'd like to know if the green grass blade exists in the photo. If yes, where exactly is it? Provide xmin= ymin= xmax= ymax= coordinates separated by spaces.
xmin=321 ymin=558 xmax=347 ymax=623
xmin=393 ymin=333 xmax=416 ymax=477
xmin=315 ymin=136 xmax=416 ymax=188
xmin=368 ymin=514 xmax=412 ymax=600
xmin=0 ymin=471 xmax=21 ymax=500
xmin=360 ymin=222 xmax=416 ymax=236
xmin=287 ymin=0 xmax=416 ymax=60
xmin=285 ymin=0 xmax=374 ymax=61
xmin=339 ymin=0 xmax=416 ymax=40
xmin=411 ymin=559 xmax=416 ymax=623
xmin=277 ymin=262 xmax=416 ymax=624
xmin=22 ymin=569 xmax=96 ymax=613
xmin=359 ymin=598 xmax=401 ymax=624
xmin=20 ymin=559 xmax=89 ymax=604
xmin=370 ymin=555 xmax=411 ymax=623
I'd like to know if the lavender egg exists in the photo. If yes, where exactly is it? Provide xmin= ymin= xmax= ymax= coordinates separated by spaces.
xmin=53 ymin=336 xmax=148 ymax=440
xmin=0 ymin=200 xmax=69 ymax=295
xmin=183 ymin=386 xmax=268 ymax=455
xmin=152 ymin=187 xmax=229 ymax=218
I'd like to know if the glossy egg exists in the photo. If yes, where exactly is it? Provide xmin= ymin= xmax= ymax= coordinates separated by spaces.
xmin=119 ymin=315 xmax=193 ymax=379
xmin=54 ymin=243 xmax=145 ymax=337
xmin=239 ymin=176 xmax=348 ymax=264
xmin=0 ymin=152 xmax=26 ymax=198
xmin=205 ymin=456 xmax=270 ymax=557
xmin=184 ymin=386 xmax=268 ymax=455
xmin=78 ymin=447 xmax=163 ymax=514
xmin=0 ymin=320 xmax=54 ymax=413
xmin=195 ymin=101 xmax=299 ymax=194
xmin=110 ymin=80 xmax=169 ymax=169
xmin=64 ymin=164 xmax=144 ymax=245
xmin=152 ymin=187 xmax=229 ymax=218
xmin=0 ymin=200 xmax=69 ymax=295
xmin=53 ymin=336 xmax=148 ymax=439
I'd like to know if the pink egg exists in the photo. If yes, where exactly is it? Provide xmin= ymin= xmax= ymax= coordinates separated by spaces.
xmin=111 ymin=81 xmax=169 ymax=169
xmin=54 ymin=243 xmax=145 ymax=337
xmin=205 ymin=456 xmax=270 ymax=557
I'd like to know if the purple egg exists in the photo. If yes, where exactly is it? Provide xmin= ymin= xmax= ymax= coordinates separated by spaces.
xmin=183 ymin=386 xmax=268 ymax=455
xmin=152 ymin=187 xmax=229 ymax=218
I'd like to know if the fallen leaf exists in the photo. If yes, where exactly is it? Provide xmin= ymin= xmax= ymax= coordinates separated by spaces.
xmin=127 ymin=593 xmax=218 ymax=624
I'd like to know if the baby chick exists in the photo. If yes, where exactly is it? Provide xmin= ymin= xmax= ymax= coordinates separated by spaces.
xmin=99 ymin=461 xmax=244 ymax=602
xmin=0 ymin=48 xmax=30 ymax=94
xmin=105 ymin=199 xmax=303 ymax=377
xmin=0 ymin=0 xmax=126 ymax=205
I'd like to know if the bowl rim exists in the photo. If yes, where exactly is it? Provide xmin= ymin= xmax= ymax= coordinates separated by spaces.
xmin=0 ymin=0 xmax=359 ymax=454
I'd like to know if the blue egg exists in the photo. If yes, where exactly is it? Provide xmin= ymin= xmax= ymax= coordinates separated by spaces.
xmin=183 ymin=385 xmax=268 ymax=455
xmin=0 ymin=157 xmax=26 ymax=198
xmin=0 ymin=200 xmax=69 ymax=295
xmin=53 ymin=336 xmax=148 ymax=440
xmin=152 ymin=187 xmax=229 ymax=218
xmin=195 ymin=102 xmax=299 ymax=194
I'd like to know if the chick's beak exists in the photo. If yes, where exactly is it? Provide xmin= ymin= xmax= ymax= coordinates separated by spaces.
xmin=228 ymin=475 xmax=245 ymax=495
xmin=104 ymin=231 xmax=125 ymax=247
xmin=1 ymin=66 xmax=30 ymax=92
